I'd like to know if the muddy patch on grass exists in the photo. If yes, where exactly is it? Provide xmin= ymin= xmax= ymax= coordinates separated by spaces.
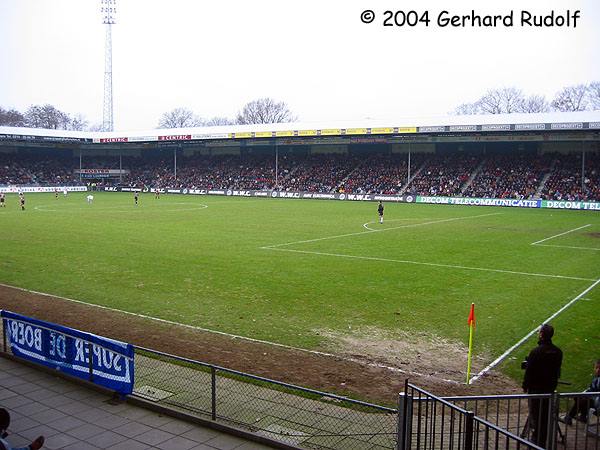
xmin=318 ymin=327 xmax=489 ymax=382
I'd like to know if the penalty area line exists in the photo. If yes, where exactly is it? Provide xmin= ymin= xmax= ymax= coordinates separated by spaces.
xmin=469 ymin=277 xmax=600 ymax=384
xmin=531 ymin=224 xmax=591 ymax=245
xmin=263 ymin=248 xmax=595 ymax=282
xmin=0 ymin=282 xmax=460 ymax=385
xmin=362 ymin=218 xmax=438 ymax=231
xmin=264 ymin=212 xmax=501 ymax=249
xmin=533 ymin=243 xmax=600 ymax=252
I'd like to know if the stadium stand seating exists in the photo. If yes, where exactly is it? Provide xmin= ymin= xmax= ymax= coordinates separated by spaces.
xmin=542 ymin=152 xmax=600 ymax=201
xmin=340 ymin=153 xmax=422 ymax=194
xmin=0 ymin=154 xmax=79 ymax=185
xmin=464 ymin=154 xmax=552 ymax=199
xmin=1 ymin=151 xmax=599 ymax=201
xmin=407 ymin=154 xmax=478 ymax=196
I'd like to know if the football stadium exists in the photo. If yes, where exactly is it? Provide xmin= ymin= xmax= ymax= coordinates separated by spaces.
xmin=1 ymin=112 xmax=599 ymax=449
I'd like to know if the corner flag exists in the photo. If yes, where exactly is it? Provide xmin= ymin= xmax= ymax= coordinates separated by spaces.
xmin=466 ymin=303 xmax=475 ymax=384
xmin=467 ymin=303 xmax=475 ymax=328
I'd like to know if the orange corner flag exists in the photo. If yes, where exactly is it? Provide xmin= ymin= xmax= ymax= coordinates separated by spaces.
xmin=467 ymin=303 xmax=475 ymax=327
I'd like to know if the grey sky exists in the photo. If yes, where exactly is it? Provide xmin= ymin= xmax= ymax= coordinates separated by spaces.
xmin=1 ymin=0 xmax=599 ymax=131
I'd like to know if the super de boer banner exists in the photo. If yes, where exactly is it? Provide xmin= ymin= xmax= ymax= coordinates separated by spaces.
xmin=1 ymin=310 xmax=134 ymax=395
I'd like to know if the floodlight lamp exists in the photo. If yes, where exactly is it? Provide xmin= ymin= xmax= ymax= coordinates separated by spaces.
xmin=100 ymin=0 xmax=117 ymax=24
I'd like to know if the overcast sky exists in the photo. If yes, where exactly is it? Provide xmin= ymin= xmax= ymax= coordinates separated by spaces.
xmin=1 ymin=0 xmax=599 ymax=131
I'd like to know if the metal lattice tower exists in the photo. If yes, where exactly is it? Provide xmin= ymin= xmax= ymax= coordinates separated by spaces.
xmin=101 ymin=0 xmax=116 ymax=132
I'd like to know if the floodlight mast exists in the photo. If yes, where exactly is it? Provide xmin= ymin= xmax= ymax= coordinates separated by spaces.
xmin=101 ymin=0 xmax=116 ymax=132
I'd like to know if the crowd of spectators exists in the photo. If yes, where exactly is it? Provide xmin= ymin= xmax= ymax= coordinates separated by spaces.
xmin=126 ymin=155 xmax=291 ymax=190
xmin=408 ymin=154 xmax=477 ymax=196
xmin=463 ymin=154 xmax=552 ymax=199
xmin=340 ymin=154 xmax=419 ymax=194
xmin=1 ymin=151 xmax=599 ymax=201
xmin=282 ymin=154 xmax=359 ymax=192
xmin=0 ymin=154 xmax=78 ymax=185
xmin=542 ymin=153 xmax=600 ymax=201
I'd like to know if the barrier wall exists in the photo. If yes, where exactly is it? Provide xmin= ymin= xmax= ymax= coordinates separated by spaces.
xmin=106 ymin=186 xmax=600 ymax=210
xmin=0 ymin=186 xmax=87 ymax=193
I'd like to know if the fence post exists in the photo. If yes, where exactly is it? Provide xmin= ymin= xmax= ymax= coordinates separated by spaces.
xmin=2 ymin=318 xmax=6 ymax=353
xmin=397 ymin=393 xmax=413 ymax=450
xmin=464 ymin=411 xmax=474 ymax=450
xmin=211 ymin=366 xmax=217 ymax=421
xmin=546 ymin=393 xmax=559 ymax=450
xmin=87 ymin=342 xmax=94 ymax=382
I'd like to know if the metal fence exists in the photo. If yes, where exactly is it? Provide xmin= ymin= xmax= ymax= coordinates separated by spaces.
xmin=133 ymin=347 xmax=399 ymax=449
xmin=399 ymin=383 xmax=542 ymax=450
xmin=441 ymin=391 xmax=599 ymax=450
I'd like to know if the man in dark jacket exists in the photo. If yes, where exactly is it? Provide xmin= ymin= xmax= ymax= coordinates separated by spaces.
xmin=522 ymin=323 xmax=563 ymax=447
xmin=560 ymin=359 xmax=600 ymax=425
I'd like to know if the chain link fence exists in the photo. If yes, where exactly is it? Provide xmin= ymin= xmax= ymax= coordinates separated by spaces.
xmin=133 ymin=347 xmax=399 ymax=449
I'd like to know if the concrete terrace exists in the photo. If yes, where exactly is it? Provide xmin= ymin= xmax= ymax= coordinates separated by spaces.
xmin=0 ymin=356 xmax=273 ymax=450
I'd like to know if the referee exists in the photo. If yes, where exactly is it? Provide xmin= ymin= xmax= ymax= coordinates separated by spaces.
xmin=378 ymin=201 xmax=384 ymax=224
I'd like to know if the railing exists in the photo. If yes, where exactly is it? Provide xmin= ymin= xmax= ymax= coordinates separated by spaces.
xmin=442 ymin=391 xmax=600 ymax=450
xmin=400 ymin=383 xmax=544 ymax=450
xmin=556 ymin=392 xmax=599 ymax=450
xmin=133 ymin=347 xmax=398 ymax=449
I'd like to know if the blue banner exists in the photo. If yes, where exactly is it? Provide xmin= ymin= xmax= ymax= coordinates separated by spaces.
xmin=1 ymin=311 xmax=134 ymax=395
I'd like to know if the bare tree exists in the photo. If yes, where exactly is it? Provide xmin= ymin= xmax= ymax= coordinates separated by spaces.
xmin=453 ymin=102 xmax=481 ymax=115
xmin=65 ymin=113 xmax=89 ymax=131
xmin=551 ymin=84 xmax=589 ymax=111
xmin=518 ymin=95 xmax=550 ymax=113
xmin=158 ymin=107 xmax=203 ymax=128
xmin=236 ymin=98 xmax=297 ymax=124
xmin=0 ymin=107 xmax=26 ymax=127
xmin=203 ymin=116 xmax=235 ymax=126
xmin=24 ymin=104 xmax=71 ymax=129
xmin=87 ymin=123 xmax=105 ymax=132
xmin=477 ymin=88 xmax=525 ymax=114
xmin=587 ymin=81 xmax=600 ymax=110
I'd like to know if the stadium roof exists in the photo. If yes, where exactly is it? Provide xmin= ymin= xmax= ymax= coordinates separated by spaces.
xmin=1 ymin=111 xmax=599 ymax=144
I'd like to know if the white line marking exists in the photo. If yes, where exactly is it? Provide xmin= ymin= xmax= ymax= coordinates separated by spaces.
xmin=263 ymin=248 xmax=594 ymax=281
xmin=0 ymin=283 xmax=461 ymax=385
xmin=264 ymin=212 xmax=501 ymax=249
xmin=531 ymin=224 xmax=591 ymax=245
xmin=362 ymin=218 xmax=437 ymax=231
xmin=534 ymin=244 xmax=600 ymax=251
xmin=33 ymin=204 xmax=209 ymax=212
xmin=469 ymin=277 xmax=600 ymax=384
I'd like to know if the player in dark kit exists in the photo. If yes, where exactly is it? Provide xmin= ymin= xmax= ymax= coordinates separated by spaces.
xmin=55 ymin=188 xmax=59 ymax=199
xmin=134 ymin=191 xmax=139 ymax=205
xmin=0 ymin=192 xmax=5 ymax=207
xmin=19 ymin=192 xmax=25 ymax=210
xmin=378 ymin=201 xmax=384 ymax=224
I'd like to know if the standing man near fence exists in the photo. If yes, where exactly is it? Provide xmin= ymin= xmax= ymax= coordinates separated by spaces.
xmin=522 ymin=323 xmax=563 ymax=447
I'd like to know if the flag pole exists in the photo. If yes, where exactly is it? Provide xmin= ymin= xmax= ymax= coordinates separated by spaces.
xmin=466 ymin=303 xmax=475 ymax=384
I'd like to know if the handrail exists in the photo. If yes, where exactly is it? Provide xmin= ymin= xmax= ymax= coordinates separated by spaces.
xmin=135 ymin=345 xmax=397 ymax=413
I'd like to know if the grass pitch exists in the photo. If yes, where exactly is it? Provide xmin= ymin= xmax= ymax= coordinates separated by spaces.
xmin=1 ymin=192 xmax=599 ymax=389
